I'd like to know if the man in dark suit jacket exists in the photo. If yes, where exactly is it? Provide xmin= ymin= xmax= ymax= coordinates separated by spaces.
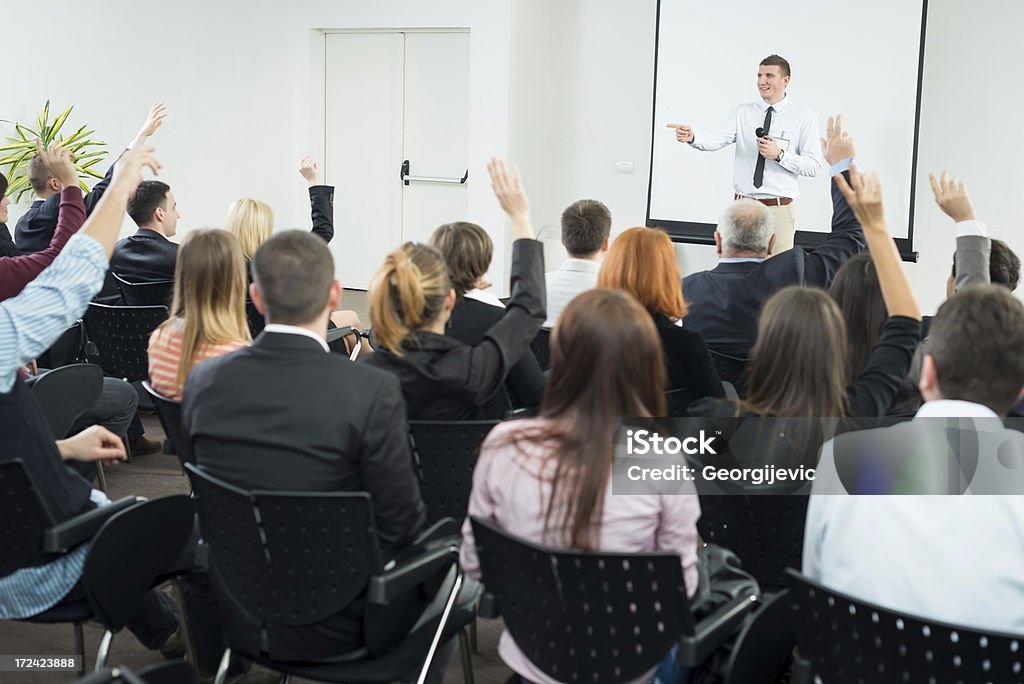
xmin=682 ymin=116 xmax=865 ymax=359
xmin=182 ymin=230 xmax=427 ymax=660
xmin=108 ymin=179 xmax=180 ymax=286
xmin=15 ymin=103 xmax=166 ymax=255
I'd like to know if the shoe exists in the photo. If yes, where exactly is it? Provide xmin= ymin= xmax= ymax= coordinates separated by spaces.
xmin=130 ymin=435 xmax=164 ymax=456
xmin=158 ymin=626 xmax=186 ymax=659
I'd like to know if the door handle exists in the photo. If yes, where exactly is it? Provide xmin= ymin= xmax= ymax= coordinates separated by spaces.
xmin=400 ymin=159 xmax=468 ymax=186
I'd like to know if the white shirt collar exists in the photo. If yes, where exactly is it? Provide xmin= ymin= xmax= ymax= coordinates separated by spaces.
xmin=915 ymin=399 xmax=1000 ymax=419
xmin=718 ymin=257 xmax=767 ymax=264
xmin=759 ymin=94 xmax=790 ymax=112
xmin=262 ymin=324 xmax=330 ymax=352
xmin=464 ymin=288 xmax=504 ymax=308
xmin=559 ymin=258 xmax=602 ymax=273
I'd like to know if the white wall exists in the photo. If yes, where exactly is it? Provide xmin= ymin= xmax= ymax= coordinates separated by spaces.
xmin=4 ymin=0 xmax=512 ymax=288
xmin=6 ymin=0 xmax=1022 ymax=312
xmin=517 ymin=0 xmax=1024 ymax=315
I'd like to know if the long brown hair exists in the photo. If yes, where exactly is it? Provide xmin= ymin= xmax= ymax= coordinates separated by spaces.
xmin=152 ymin=229 xmax=251 ymax=388
xmin=598 ymin=227 xmax=688 ymax=320
xmin=743 ymin=287 xmax=849 ymax=417
xmin=513 ymin=289 xmax=667 ymax=550
xmin=368 ymin=242 xmax=450 ymax=357
xmin=829 ymin=253 xmax=885 ymax=385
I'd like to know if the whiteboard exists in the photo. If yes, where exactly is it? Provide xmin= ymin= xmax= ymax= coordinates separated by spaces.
xmin=647 ymin=0 xmax=926 ymax=256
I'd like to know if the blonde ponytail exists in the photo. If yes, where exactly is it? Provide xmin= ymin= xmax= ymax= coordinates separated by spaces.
xmin=369 ymin=242 xmax=451 ymax=356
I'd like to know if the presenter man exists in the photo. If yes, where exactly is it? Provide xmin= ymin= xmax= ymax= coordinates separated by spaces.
xmin=667 ymin=54 xmax=823 ymax=252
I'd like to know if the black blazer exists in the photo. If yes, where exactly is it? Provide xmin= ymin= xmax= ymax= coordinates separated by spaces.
xmin=682 ymin=172 xmax=865 ymax=358
xmin=653 ymin=313 xmax=725 ymax=404
xmin=109 ymin=228 xmax=179 ymax=284
xmin=0 ymin=223 xmax=20 ymax=257
xmin=182 ymin=331 xmax=426 ymax=550
xmin=446 ymin=295 xmax=546 ymax=409
xmin=15 ymin=159 xmax=116 ymax=254
xmin=362 ymin=239 xmax=547 ymax=420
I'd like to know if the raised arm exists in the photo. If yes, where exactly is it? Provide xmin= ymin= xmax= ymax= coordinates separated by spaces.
xmin=930 ymin=171 xmax=990 ymax=292
xmin=299 ymin=156 xmax=334 ymax=244
xmin=85 ymin=102 xmax=167 ymax=215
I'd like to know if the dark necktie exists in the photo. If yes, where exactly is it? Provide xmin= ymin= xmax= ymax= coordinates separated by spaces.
xmin=752 ymin=106 xmax=774 ymax=189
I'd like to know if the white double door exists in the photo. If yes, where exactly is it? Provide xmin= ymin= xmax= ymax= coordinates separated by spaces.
xmin=324 ymin=30 xmax=470 ymax=289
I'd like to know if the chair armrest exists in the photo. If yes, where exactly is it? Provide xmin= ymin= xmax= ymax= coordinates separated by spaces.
xmin=43 ymin=497 xmax=141 ymax=553
xmin=367 ymin=545 xmax=458 ymax=605
xmin=477 ymin=590 xmax=500 ymax=619
xmin=721 ymin=381 xmax=739 ymax=400
xmin=413 ymin=517 xmax=460 ymax=546
xmin=677 ymin=593 xmax=758 ymax=666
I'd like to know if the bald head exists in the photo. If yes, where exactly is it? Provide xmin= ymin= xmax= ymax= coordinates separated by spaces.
xmin=717 ymin=199 xmax=774 ymax=257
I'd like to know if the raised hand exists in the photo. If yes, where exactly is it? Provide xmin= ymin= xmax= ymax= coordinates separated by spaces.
xmin=487 ymin=158 xmax=534 ymax=240
xmin=34 ymin=139 xmax=78 ymax=189
xmin=666 ymin=123 xmax=695 ymax=143
xmin=136 ymin=102 xmax=167 ymax=143
xmin=821 ymin=114 xmax=856 ymax=166
xmin=299 ymin=156 xmax=319 ymax=185
xmin=834 ymin=163 xmax=886 ymax=231
xmin=929 ymin=170 xmax=975 ymax=222
xmin=111 ymin=145 xmax=162 ymax=194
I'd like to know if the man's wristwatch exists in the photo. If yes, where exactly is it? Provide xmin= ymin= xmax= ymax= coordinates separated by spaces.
xmin=776 ymin=149 xmax=784 ymax=162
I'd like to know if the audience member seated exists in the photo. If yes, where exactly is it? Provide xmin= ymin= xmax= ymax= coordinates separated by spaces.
xmin=108 ymin=179 xmax=180 ymax=285
xmin=689 ymin=167 xmax=921 ymax=465
xmin=598 ymin=226 xmax=723 ymax=408
xmin=682 ymin=115 xmax=864 ymax=359
xmin=362 ymin=159 xmax=545 ymax=420
xmin=0 ymin=155 xmax=90 ymax=301
xmin=182 ymin=230 xmax=435 ymax=662
xmin=805 ymin=285 xmax=1024 ymax=633
xmin=148 ymin=229 xmax=251 ymax=401
xmin=429 ymin=221 xmax=545 ymax=411
xmin=0 ymin=143 xmax=183 ymax=658
xmin=224 ymin=155 xmax=335 ymax=278
xmin=544 ymin=199 xmax=610 ymax=327
xmin=0 ymin=174 xmax=19 ymax=257
xmin=460 ymin=288 xmax=700 ymax=684
xmin=15 ymin=103 xmax=166 ymax=254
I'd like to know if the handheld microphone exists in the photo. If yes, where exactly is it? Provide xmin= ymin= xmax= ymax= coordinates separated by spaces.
xmin=755 ymin=127 xmax=766 ymax=138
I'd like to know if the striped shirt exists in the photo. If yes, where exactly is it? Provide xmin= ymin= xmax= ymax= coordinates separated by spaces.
xmin=0 ymin=234 xmax=109 ymax=618
xmin=148 ymin=320 xmax=247 ymax=400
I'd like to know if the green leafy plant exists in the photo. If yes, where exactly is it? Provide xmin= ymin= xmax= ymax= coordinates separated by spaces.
xmin=0 ymin=100 xmax=107 ymax=202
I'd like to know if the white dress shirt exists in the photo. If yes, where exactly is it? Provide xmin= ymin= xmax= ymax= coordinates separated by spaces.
xmin=690 ymin=95 xmax=823 ymax=199
xmin=262 ymin=324 xmax=331 ymax=352
xmin=804 ymin=399 xmax=1024 ymax=634
xmin=544 ymin=258 xmax=601 ymax=328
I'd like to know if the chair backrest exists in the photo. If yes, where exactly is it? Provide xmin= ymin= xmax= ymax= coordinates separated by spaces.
xmin=245 ymin=300 xmax=265 ymax=338
xmin=30 ymin=364 xmax=105 ymax=439
xmin=38 ymin=320 xmax=86 ymax=368
xmin=82 ymin=496 xmax=193 ymax=631
xmin=112 ymin=273 xmax=175 ymax=308
xmin=709 ymin=350 xmax=749 ymax=397
xmin=141 ymin=381 xmax=184 ymax=465
xmin=184 ymin=464 xmax=383 ymax=630
xmin=409 ymin=420 xmax=498 ymax=524
xmin=0 ymin=459 xmax=56 ymax=578
xmin=83 ymin=303 xmax=169 ymax=382
xmin=531 ymin=328 xmax=551 ymax=372
xmin=471 ymin=516 xmax=694 ymax=683
xmin=697 ymin=493 xmax=808 ymax=592
xmin=786 ymin=569 xmax=1024 ymax=684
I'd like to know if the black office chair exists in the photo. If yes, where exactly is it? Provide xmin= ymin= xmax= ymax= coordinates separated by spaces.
xmin=471 ymin=516 xmax=756 ymax=682
xmin=530 ymin=328 xmax=551 ymax=372
xmin=709 ymin=350 xmax=749 ymax=397
xmin=82 ymin=303 xmax=168 ymax=383
xmin=723 ymin=589 xmax=796 ymax=684
xmin=38 ymin=320 xmax=87 ymax=368
xmin=786 ymin=568 xmax=1024 ymax=684
xmin=31 ymin=363 xmax=108 ymax=490
xmin=111 ymin=273 xmax=175 ymax=308
xmin=184 ymin=463 xmax=476 ymax=684
xmin=408 ymin=420 xmax=498 ymax=525
xmin=697 ymin=493 xmax=809 ymax=592
xmin=75 ymin=660 xmax=193 ymax=684
xmin=141 ymin=381 xmax=184 ymax=466
xmin=0 ymin=460 xmax=193 ymax=675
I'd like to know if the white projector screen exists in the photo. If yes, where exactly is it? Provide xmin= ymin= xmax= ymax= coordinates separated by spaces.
xmin=647 ymin=0 xmax=927 ymax=258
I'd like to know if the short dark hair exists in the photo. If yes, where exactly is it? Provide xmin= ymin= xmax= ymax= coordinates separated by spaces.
xmin=429 ymin=222 xmax=492 ymax=297
xmin=951 ymin=239 xmax=1020 ymax=291
xmin=27 ymin=156 xmax=53 ymax=194
xmin=561 ymin=199 xmax=611 ymax=257
xmin=0 ymin=171 xmax=7 ymax=198
xmin=127 ymin=180 xmax=171 ymax=228
xmin=251 ymin=230 xmax=335 ymax=325
xmin=929 ymin=285 xmax=1024 ymax=415
xmin=760 ymin=54 xmax=791 ymax=78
